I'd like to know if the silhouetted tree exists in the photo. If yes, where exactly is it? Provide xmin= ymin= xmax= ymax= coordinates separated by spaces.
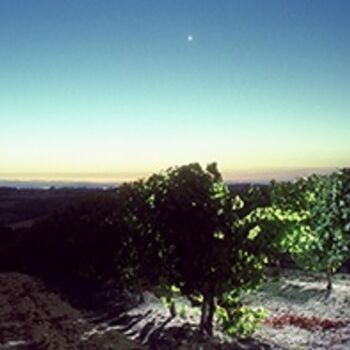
xmin=146 ymin=163 xmax=266 ymax=334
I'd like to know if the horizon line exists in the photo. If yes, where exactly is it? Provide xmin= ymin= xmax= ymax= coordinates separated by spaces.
xmin=0 ymin=166 xmax=344 ymax=186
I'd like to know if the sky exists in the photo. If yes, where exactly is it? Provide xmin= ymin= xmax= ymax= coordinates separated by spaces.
xmin=1 ymin=0 xmax=349 ymax=183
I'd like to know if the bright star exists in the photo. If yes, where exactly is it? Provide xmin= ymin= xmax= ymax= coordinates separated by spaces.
xmin=187 ymin=35 xmax=193 ymax=42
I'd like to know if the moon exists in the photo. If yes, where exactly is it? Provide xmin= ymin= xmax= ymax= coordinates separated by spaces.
xmin=187 ymin=35 xmax=193 ymax=42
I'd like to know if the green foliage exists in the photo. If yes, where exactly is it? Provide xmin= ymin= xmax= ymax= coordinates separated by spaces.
xmin=245 ymin=205 xmax=306 ymax=257
xmin=338 ymin=168 xmax=350 ymax=235
xmin=238 ymin=184 xmax=272 ymax=217
xmin=108 ymin=180 xmax=165 ymax=287
xmin=144 ymin=163 xmax=267 ymax=334
xmin=216 ymin=291 xmax=267 ymax=337
xmin=294 ymin=174 xmax=348 ymax=275
xmin=157 ymin=282 xmax=181 ymax=317
xmin=266 ymin=172 xmax=350 ymax=287
xmin=178 ymin=304 xmax=189 ymax=319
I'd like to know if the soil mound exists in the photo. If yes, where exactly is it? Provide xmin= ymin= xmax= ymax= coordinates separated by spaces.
xmin=0 ymin=272 xmax=144 ymax=350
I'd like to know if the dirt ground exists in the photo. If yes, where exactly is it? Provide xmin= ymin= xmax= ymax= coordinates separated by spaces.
xmin=0 ymin=273 xmax=144 ymax=350
xmin=247 ymin=269 xmax=350 ymax=350
xmin=1 ymin=270 xmax=350 ymax=349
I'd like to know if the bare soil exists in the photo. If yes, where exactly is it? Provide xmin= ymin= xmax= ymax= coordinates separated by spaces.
xmin=247 ymin=269 xmax=350 ymax=349
xmin=0 ymin=273 xmax=144 ymax=350
xmin=1 ymin=270 xmax=350 ymax=349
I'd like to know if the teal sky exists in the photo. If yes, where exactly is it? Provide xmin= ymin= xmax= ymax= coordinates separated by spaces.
xmin=1 ymin=0 xmax=349 ymax=182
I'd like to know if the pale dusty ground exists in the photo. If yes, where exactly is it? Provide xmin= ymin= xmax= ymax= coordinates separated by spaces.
xmin=1 ymin=270 xmax=350 ymax=349
xmin=246 ymin=269 xmax=350 ymax=350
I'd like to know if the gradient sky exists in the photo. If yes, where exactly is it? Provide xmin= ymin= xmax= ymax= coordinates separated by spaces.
xmin=1 ymin=0 xmax=349 ymax=182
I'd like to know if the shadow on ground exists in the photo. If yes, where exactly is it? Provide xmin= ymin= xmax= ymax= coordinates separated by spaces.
xmin=259 ymin=276 xmax=331 ymax=304
xmin=51 ymin=277 xmax=287 ymax=350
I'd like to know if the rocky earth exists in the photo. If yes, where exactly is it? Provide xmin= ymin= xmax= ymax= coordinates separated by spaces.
xmin=1 ymin=270 xmax=350 ymax=349
xmin=0 ymin=273 xmax=143 ymax=350
xmin=248 ymin=269 xmax=350 ymax=350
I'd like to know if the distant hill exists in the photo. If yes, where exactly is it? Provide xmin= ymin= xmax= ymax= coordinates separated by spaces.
xmin=0 ymin=187 xmax=114 ymax=227
xmin=0 ymin=180 xmax=118 ymax=189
